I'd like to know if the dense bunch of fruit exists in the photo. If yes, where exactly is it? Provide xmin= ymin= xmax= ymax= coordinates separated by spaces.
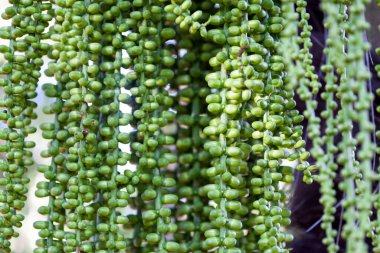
xmin=0 ymin=0 xmax=379 ymax=252
xmin=0 ymin=0 xmax=52 ymax=249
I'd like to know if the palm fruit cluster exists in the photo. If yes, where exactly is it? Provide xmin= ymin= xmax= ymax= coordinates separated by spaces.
xmin=0 ymin=0 xmax=379 ymax=253
xmin=282 ymin=0 xmax=380 ymax=253
xmin=0 ymin=0 xmax=52 ymax=250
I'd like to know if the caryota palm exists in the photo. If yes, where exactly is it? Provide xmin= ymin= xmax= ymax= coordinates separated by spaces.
xmin=0 ymin=0 xmax=379 ymax=253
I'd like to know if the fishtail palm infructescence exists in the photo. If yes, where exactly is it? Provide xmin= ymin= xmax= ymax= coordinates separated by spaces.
xmin=0 ymin=1 xmax=379 ymax=253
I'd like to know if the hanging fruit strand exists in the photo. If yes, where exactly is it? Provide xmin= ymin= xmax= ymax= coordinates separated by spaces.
xmin=34 ymin=0 xmax=77 ymax=250
xmin=128 ymin=1 xmax=179 ymax=252
xmin=173 ymin=22 xmax=211 ymax=252
xmin=332 ymin=1 xmax=362 ymax=253
xmin=345 ymin=0 xmax=374 ymax=252
xmin=317 ymin=3 xmax=341 ymax=252
xmin=0 ymin=0 xmax=51 ymax=250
